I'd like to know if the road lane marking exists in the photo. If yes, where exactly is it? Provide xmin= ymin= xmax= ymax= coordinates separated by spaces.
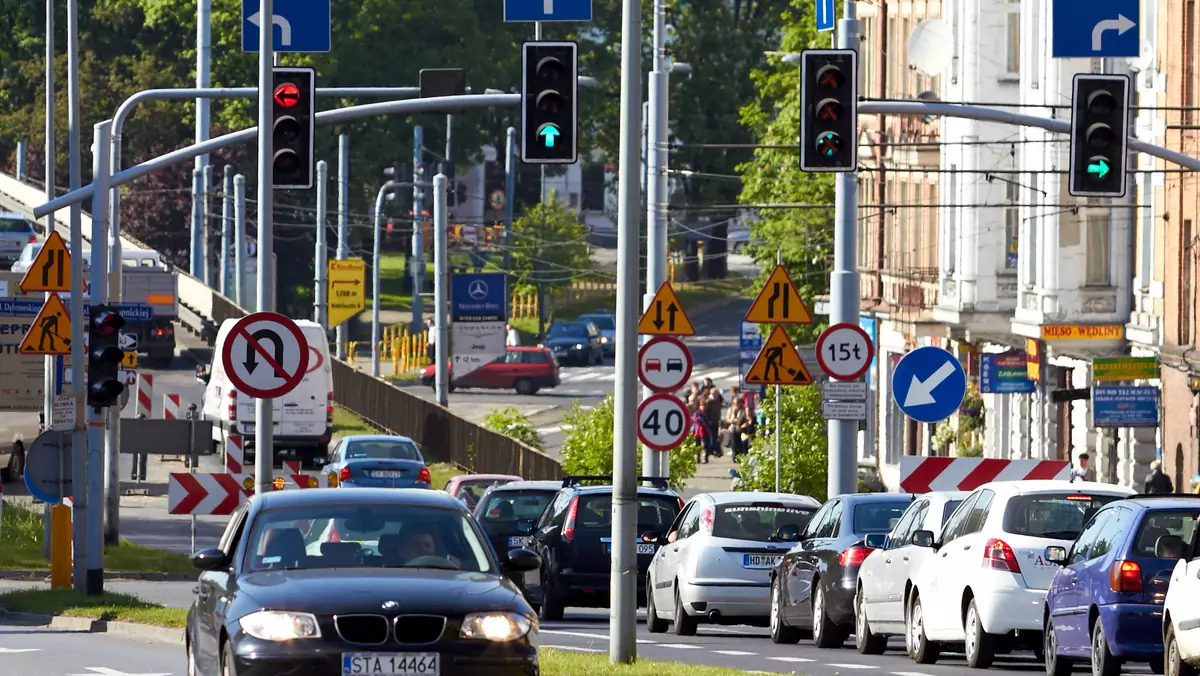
xmin=541 ymin=629 xmax=655 ymax=644
xmin=655 ymin=643 xmax=703 ymax=649
xmin=711 ymin=650 xmax=757 ymax=656
xmin=567 ymin=372 xmax=606 ymax=382
xmin=825 ymin=665 xmax=878 ymax=670
xmin=544 ymin=644 xmax=604 ymax=653
xmin=0 ymin=648 xmax=41 ymax=653
xmin=697 ymin=370 xmax=734 ymax=380
xmin=768 ymin=656 xmax=816 ymax=663
xmin=536 ymin=426 xmax=562 ymax=434
xmin=890 ymin=672 xmax=935 ymax=676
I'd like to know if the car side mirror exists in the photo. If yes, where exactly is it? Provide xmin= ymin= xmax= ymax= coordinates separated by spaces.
xmin=515 ymin=519 xmax=536 ymax=535
xmin=1044 ymin=545 xmax=1068 ymax=565
xmin=864 ymin=533 xmax=888 ymax=549
xmin=503 ymin=548 xmax=541 ymax=573
xmin=192 ymin=547 xmax=230 ymax=571
xmin=911 ymin=530 xmax=935 ymax=548
xmin=774 ymin=524 xmax=802 ymax=542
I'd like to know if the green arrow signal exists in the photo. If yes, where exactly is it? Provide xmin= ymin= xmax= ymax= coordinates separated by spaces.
xmin=1087 ymin=158 xmax=1110 ymax=179
xmin=538 ymin=123 xmax=561 ymax=148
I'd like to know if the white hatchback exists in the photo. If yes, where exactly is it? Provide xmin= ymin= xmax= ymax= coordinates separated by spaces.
xmin=904 ymin=480 xmax=1134 ymax=669
xmin=1163 ymin=532 xmax=1200 ymax=675
xmin=645 ymin=491 xmax=821 ymax=636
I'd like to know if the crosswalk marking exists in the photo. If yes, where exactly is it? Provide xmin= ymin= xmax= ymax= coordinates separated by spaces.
xmin=768 ymin=656 xmax=815 ymax=663
xmin=656 ymin=643 xmax=703 ymax=649
xmin=557 ymin=368 xmax=742 ymax=386
xmin=711 ymin=650 xmax=757 ymax=656
xmin=568 ymin=372 xmax=607 ymax=382
xmin=698 ymin=370 xmax=734 ymax=380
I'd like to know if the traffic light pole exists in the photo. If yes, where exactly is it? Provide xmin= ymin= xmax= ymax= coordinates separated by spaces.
xmin=314 ymin=160 xmax=328 ymax=327
xmin=827 ymin=3 xmax=861 ymax=499
xmin=336 ymin=134 xmax=350 ymax=359
xmin=253 ymin=0 xmax=275 ymax=496
xmin=412 ymin=125 xmax=425 ymax=332
xmin=87 ymin=120 xmax=113 ymax=594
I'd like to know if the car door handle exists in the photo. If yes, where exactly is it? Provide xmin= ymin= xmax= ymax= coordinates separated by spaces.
xmin=902 ymin=556 xmax=910 ymax=562
xmin=941 ymin=551 xmax=948 ymax=557
xmin=671 ymin=547 xmax=679 ymax=552
xmin=884 ymin=558 xmax=891 ymax=564
xmin=962 ymin=545 xmax=971 ymax=550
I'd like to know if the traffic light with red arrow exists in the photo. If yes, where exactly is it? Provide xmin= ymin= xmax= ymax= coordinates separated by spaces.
xmin=272 ymin=67 xmax=316 ymax=190
xmin=800 ymin=49 xmax=858 ymax=173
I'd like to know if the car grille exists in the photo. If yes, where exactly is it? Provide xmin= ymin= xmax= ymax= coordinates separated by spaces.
xmin=333 ymin=614 xmax=390 ymax=645
xmin=393 ymin=615 xmax=446 ymax=644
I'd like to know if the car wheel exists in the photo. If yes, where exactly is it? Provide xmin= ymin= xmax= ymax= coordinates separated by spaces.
xmin=1167 ymin=625 xmax=1198 ymax=676
xmin=811 ymin=582 xmax=846 ymax=649
xmin=540 ymin=577 xmax=565 ymax=622
xmin=221 ymin=638 xmax=238 ymax=676
xmin=1044 ymin=612 xmax=1072 ymax=676
xmin=769 ymin=576 xmax=801 ymax=644
xmin=854 ymin=588 xmax=887 ymax=655
xmin=514 ymin=378 xmax=537 ymax=396
xmin=7 ymin=441 xmax=24 ymax=480
xmin=645 ymin=575 xmax=668 ymax=633
xmin=907 ymin=593 xmax=940 ymax=664
xmin=1091 ymin=616 xmax=1121 ymax=676
xmin=964 ymin=598 xmax=996 ymax=669
xmin=673 ymin=584 xmax=698 ymax=636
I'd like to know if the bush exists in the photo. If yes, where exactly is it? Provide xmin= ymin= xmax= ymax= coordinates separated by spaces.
xmin=480 ymin=406 xmax=545 ymax=452
xmin=558 ymin=396 xmax=696 ymax=492
xmin=736 ymin=385 xmax=828 ymax=501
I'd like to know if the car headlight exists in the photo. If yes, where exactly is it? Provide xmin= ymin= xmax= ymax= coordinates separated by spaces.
xmin=575 ymin=343 xmax=584 ymax=350
xmin=600 ymin=336 xmax=609 ymax=343
xmin=459 ymin=612 xmax=532 ymax=641
xmin=237 ymin=610 xmax=321 ymax=641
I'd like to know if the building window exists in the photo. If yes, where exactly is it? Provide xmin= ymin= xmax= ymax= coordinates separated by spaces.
xmin=1005 ymin=182 xmax=1019 ymax=269
xmin=1006 ymin=0 xmax=1021 ymax=74
xmin=1085 ymin=214 xmax=1111 ymax=286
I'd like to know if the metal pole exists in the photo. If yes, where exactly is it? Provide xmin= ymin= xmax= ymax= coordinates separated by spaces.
xmin=16 ymin=142 xmax=25 ymax=179
xmin=220 ymin=165 xmax=233 ymax=296
xmin=411 ymin=125 xmax=425 ymax=330
xmin=190 ymin=168 xmax=202 ymax=278
xmin=775 ymin=249 xmax=783 ymax=493
xmin=42 ymin=0 xmax=56 ymax=551
xmin=102 ymin=169 xmax=123 ymax=547
xmin=66 ymin=0 xmax=86 ymax=593
xmin=642 ymin=0 xmax=669 ymax=482
xmin=610 ymin=0 xmax=642 ymax=659
xmin=202 ymin=165 xmax=214 ymax=285
xmin=503 ymin=127 xmax=516 ymax=274
xmin=194 ymin=0 xmax=212 ymax=233
xmin=827 ymin=2 xmax=861 ymax=499
xmin=253 ymin=0 xmax=275 ymax=496
xmin=445 ymin=114 xmax=452 ymax=161
xmin=371 ymin=182 xmax=393 ymax=378
xmin=314 ymin=160 xmax=328 ymax=327
xmin=234 ymin=175 xmax=247 ymax=306
xmin=87 ymin=119 xmax=112 ymax=594
xmin=336 ymin=135 xmax=349 ymax=359
xmin=433 ymin=173 xmax=450 ymax=407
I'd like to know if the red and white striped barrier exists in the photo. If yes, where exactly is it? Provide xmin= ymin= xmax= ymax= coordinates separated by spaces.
xmin=225 ymin=435 xmax=244 ymax=473
xmin=284 ymin=460 xmax=301 ymax=475
xmin=899 ymin=457 xmax=1070 ymax=493
xmin=168 ymin=471 xmax=333 ymax=515
xmin=162 ymin=393 xmax=181 ymax=420
xmin=136 ymin=373 xmax=153 ymax=418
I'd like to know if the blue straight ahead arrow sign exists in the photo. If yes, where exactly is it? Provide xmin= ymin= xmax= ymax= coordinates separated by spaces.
xmin=815 ymin=0 xmax=835 ymax=32
xmin=242 ymin=0 xmax=331 ymax=53
xmin=1052 ymin=0 xmax=1139 ymax=57
xmin=505 ymin=0 xmax=592 ymax=22
xmin=891 ymin=346 xmax=967 ymax=424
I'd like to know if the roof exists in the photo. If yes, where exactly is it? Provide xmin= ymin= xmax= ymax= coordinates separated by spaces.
xmin=488 ymin=480 xmax=563 ymax=492
xmin=569 ymin=483 xmax=679 ymax=497
xmin=976 ymin=480 xmax=1136 ymax=497
xmin=452 ymin=474 xmax=524 ymax=481
xmin=252 ymin=487 xmax=467 ymax=510
xmin=700 ymin=492 xmax=822 ymax=507
xmin=1122 ymin=495 xmax=1200 ymax=509
xmin=838 ymin=492 xmax=916 ymax=503
xmin=920 ymin=490 xmax=970 ymax=500
xmin=338 ymin=434 xmax=418 ymax=444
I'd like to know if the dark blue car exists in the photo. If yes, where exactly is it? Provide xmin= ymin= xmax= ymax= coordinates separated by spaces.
xmin=1043 ymin=495 xmax=1200 ymax=676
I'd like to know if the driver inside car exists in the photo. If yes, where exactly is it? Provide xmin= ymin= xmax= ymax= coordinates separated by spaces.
xmin=388 ymin=524 xmax=461 ymax=568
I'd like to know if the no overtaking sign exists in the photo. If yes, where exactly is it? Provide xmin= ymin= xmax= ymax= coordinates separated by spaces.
xmin=221 ymin=312 xmax=309 ymax=399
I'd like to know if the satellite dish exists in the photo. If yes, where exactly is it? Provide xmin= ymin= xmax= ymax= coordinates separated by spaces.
xmin=908 ymin=19 xmax=953 ymax=77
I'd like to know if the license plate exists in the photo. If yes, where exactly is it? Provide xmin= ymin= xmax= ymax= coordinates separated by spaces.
xmin=508 ymin=536 xmax=532 ymax=547
xmin=743 ymin=554 xmax=782 ymax=569
xmin=371 ymin=470 xmax=405 ymax=478
xmin=342 ymin=653 xmax=439 ymax=675
xmin=606 ymin=543 xmax=657 ymax=555
xmin=241 ymin=424 xmax=254 ymax=433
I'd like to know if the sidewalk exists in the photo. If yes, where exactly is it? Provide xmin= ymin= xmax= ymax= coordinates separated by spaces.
xmin=683 ymin=448 xmax=738 ymax=497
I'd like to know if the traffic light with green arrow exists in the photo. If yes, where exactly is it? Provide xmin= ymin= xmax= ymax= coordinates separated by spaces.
xmin=1068 ymin=73 xmax=1129 ymax=198
xmin=521 ymin=41 xmax=578 ymax=165
xmin=800 ymin=49 xmax=858 ymax=173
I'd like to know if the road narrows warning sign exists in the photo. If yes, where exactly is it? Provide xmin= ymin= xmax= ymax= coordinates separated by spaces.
xmin=745 ymin=265 xmax=813 ymax=325
xmin=19 ymin=231 xmax=72 ymax=293
xmin=637 ymin=282 xmax=695 ymax=336
xmin=744 ymin=325 xmax=814 ymax=386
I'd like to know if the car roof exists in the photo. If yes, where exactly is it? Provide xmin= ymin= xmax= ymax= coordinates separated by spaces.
xmin=509 ymin=346 xmax=545 ymax=352
xmin=567 ymin=484 xmax=679 ymax=497
xmin=920 ymin=490 xmax=970 ymax=500
xmin=1120 ymin=495 xmax=1200 ymax=509
xmin=578 ymin=312 xmax=614 ymax=318
xmin=338 ymin=434 xmax=418 ymax=444
xmin=252 ymin=487 xmax=467 ymax=511
xmin=489 ymin=480 xmax=563 ymax=492
xmin=837 ymin=492 xmax=917 ymax=504
xmin=453 ymin=474 xmax=523 ymax=482
xmin=700 ymin=492 xmax=822 ymax=507
xmin=973 ymin=480 xmax=1136 ymax=497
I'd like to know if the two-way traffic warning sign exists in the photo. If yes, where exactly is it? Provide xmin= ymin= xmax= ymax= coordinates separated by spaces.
xmin=744 ymin=325 xmax=814 ymax=386
xmin=18 ymin=293 xmax=73 ymax=356
xmin=745 ymin=265 xmax=813 ymax=325
xmin=19 ymin=231 xmax=72 ymax=293
xmin=637 ymin=282 xmax=695 ymax=336
xmin=221 ymin=312 xmax=310 ymax=399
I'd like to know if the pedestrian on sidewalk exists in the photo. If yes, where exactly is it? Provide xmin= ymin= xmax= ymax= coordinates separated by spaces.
xmin=1070 ymin=452 xmax=1096 ymax=483
xmin=505 ymin=323 xmax=520 ymax=347
xmin=1145 ymin=459 xmax=1174 ymax=494
xmin=425 ymin=318 xmax=436 ymax=364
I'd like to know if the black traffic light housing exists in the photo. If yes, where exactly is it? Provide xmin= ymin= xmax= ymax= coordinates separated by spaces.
xmin=272 ymin=66 xmax=316 ymax=190
xmin=521 ymin=41 xmax=578 ymax=164
xmin=800 ymin=49 xmax=858 ymax=173
xmin=1068 ymin=73 xmax=1130 ymax=198
xmin=87 ymin=306 xmax=126 ymax=408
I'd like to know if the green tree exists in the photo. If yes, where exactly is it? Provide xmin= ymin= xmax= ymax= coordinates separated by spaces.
xmin=506 ymin=194 xmax=594 ymax=292
xmin=559 ymin=396 xmax=696 ymax=492
xmin=481 ymin=405 xmax=545 ymax=452
xmin=736 ymin=384 xmax=827 ymax=500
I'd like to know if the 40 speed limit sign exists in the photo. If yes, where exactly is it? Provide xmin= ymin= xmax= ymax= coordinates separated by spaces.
xmin=637 ymin=393 xmax=690 ymax=451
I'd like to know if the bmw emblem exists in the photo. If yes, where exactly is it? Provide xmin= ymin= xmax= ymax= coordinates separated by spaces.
xmin=382 ymin=601 xmax=400 ymax=611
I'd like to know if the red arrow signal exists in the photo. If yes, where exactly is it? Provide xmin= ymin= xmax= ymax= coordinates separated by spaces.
xmin=274 ymin=83 xmax=301 ymax=108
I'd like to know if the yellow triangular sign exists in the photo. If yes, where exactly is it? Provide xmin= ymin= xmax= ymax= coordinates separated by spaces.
xmin=745 ymin=264 xmax=813 ymax=324
xmin=745 ymin=325 xmax=813 ymax=386
xmin=19 ymin=231 xmax=72 ymax=293
xmin=19 ymin=293 xmax=73 ymax=356
xmin=637 ymin=282 xmax=695 ymax=336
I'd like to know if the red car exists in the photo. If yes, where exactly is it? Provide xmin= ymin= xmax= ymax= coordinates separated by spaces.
xmin=420 ymin=346 xmax=561 ymax=395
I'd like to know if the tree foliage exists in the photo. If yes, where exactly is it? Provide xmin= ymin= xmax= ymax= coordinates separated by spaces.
xmin=481 ymin=405 xmax=545 ymax=452
xmin=736 ymin=384 xmax=827 ymax=500
xmin=559 ymin=396 xmax=696 ymax=492
xmin=507 ymin=194 xmax=593 ymax=292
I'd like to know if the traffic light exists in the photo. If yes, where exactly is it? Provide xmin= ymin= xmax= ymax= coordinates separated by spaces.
xmin=521 ymin=41 xmax=578 ymax=164
xmin=271 ymin=66 xmax=316 ymax=190
xmin=1068 ymin=73 xmax=1130 ymax=198
xmin=87 ymin=306 xmax=125 ymax=408
xmin=799 ymin=49 xmax=858 ymax=172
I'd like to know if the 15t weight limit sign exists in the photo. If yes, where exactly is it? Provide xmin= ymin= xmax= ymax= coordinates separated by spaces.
xmin=637 ymin=394 xmax=690 ymax=451
xmin=815 ymin=322 xmax=874 ymax=381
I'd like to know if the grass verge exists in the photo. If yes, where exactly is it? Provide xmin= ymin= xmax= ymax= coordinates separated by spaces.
xmin=0 ymin=502 xmax=195 ymax=573
xmin=331 ymin=404 xmax=462 ymax=489
xmin=0 ymin=588 xmax=188 ymax=627
xmin=541 ymin=649 xmax=756 ymax=675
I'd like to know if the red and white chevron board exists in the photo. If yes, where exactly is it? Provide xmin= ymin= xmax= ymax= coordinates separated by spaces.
xmin=136 ymin=373 xmax=153 ymax=418
xmin=168 ymin=472 xmax=333 ymax=515
xmin=225 ymin=435 xmax=244 ymax=473
xmin=899 ymin=457 xmax=1070 ymax=493
xmin=163 ymin=393 xmax=181 ymax=420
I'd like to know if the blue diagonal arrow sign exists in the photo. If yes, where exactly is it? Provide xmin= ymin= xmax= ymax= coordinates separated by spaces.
xmin=891 ymin=346 xmax=967 ymax=423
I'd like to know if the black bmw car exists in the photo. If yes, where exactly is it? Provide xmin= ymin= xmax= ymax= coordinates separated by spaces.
xmin=185 ymin=488 xmax=542 ymax=676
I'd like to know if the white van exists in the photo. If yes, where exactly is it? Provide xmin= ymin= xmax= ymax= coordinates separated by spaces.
xmin=199 ymin=318 xmax=334 ymax=468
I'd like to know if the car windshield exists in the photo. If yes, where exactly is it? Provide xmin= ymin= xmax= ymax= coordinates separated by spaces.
xmin=245 ymin=503 xmax=493 ymax=573
xmin=0 ymin=217 xmax=31 ymax=234
xmin=345 ymin=440 xmax=421 ymax=461
xmin=548 ymin=323 xmax=587 ymax=338
xmin=1003 ymin=493 xmax=1124 ymax=540
xmin=455 ymin=479 xmax=516 ymax=509
xmin=1133 ymin=509 xmax=1200 ymax=557
xmin=478 ymin=490 xmax=556 ymax=526
xmin=853 ymin=502 xmax=912 ymax=534
xmin=712 ymin=502 xmax=817 ymax=542
xmin=578 ymin=494 xmax=680 ymax=530
xmin=580 ymin=315 xmax=614 ymax=330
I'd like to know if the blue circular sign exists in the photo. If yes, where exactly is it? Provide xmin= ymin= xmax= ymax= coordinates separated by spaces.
xmin=891 ymin=346 xmax=967 ymax=424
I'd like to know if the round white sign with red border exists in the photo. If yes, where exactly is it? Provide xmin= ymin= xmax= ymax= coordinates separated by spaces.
xmin=815 ymin=322 xmax=874 ymax=381
xmin=637 ymin=393 xmax=690 ymax=452
xmin=221 ymin=312 xmax=310 ymax=399
xmin=637 ymin=336 xmax=693 ymax=392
